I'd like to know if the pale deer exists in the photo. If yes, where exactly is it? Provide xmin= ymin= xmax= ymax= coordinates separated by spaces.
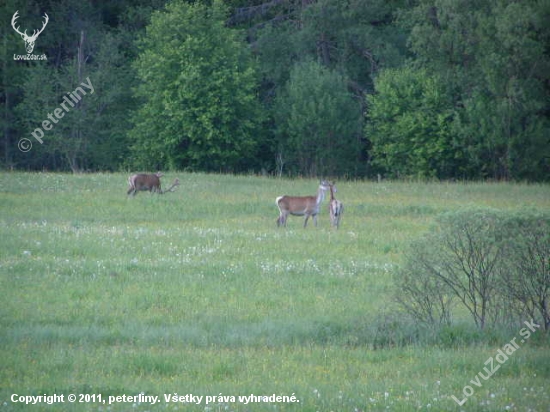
xmin=11 ymin=11 xmax=49 ymax=54
xmin=276 ymin=181 xmax=329 ymax=228
xmin=328 ymin=181 xmax=343 ymax=229
xmin=127 ymin=172 xmax=179 ymax=196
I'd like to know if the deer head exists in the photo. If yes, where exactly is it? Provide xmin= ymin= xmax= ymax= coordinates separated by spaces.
xmin=11 ymin=11 xmax=49 ymax=54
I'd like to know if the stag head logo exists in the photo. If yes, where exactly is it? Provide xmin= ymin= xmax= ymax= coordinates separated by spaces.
xmin=11 ymin=11 xmax=49 ymax=54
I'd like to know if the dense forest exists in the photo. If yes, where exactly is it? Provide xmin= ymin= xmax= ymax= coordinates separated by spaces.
xmin=1 ymin=0 xmax=549 ymax=180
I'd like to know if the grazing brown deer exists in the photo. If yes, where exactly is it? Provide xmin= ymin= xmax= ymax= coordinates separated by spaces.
xmin=127 ymin=172 xmax=179 ymax=196
xmin=276 ymin=181 xmax=330 ymax=228
xmin=328 ymin=181 xmax=343 ymax=229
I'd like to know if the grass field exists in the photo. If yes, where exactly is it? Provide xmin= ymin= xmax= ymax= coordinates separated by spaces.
xmin=1 ymin=172 xmax=549 ymax=411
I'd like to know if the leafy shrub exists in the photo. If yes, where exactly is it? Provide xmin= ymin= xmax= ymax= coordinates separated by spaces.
xmin=395 ymin=208 xmax=549 ymax=333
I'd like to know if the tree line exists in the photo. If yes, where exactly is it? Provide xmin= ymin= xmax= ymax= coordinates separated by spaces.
xmin=2 ymin=0 xmax=549 ymax=180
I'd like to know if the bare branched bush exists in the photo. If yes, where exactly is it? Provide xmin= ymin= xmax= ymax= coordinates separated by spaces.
xmin=395 ymin=239 xmax=454 ymax=327
xmin=500 ymin=212 xmax=550 ymax=332
xmin=396 ymin=208 xmax=506 ymax=330
xmin=433 ymin=209 xmax=505 ymax=330
xmin=395 ymin=208 xmax=549 ymax=332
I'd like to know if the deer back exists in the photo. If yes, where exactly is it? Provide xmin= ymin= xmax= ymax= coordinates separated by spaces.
xmin=130 ymin=173 xmax=161 ymax=190
xmin=277 ymin=195 xmax=318 ymax=213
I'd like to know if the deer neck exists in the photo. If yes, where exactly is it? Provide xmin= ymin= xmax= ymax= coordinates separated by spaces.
xmin=316 ymin=187 xmax=326 ymax=206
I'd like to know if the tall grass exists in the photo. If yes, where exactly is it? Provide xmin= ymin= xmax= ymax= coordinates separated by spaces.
xmin=0 ymin=172 xmax=549 ymax=411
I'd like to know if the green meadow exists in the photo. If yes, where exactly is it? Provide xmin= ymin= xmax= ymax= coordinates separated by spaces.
xmin=0 ymin=172 xmax=549 ymax=411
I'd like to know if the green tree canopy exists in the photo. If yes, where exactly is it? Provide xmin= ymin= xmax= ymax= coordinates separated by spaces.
xmin=274 ymin=60 xmax=362 ymax=177
xmin=367 ymin=67 xmax=457 ymax=178
xmin=1 ymin=0 xmax=548 ymax=180
xmin=14 ymin=6 xmax=134 ymax=172
xmin=398 ymin=0 xmax=550 ymax=180
xmin=129 ymin=0 xmax=263 ymax=172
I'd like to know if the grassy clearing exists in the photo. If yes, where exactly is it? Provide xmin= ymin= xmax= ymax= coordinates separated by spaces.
xmin=0 ymin=172 xmax=549 ymax=411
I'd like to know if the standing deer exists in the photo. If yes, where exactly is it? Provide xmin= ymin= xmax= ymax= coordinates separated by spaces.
xmin=328 ymin=181 xmax=343 ymax=229
xmin=276 ymin=181 xmax=329 ymax=228
xmin=11 ymin=11 xmax=49 ymax=54
xmin=127 ymin=172 xmax=179 ymax=196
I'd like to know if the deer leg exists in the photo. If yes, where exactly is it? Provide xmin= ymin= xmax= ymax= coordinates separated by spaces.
xmin=277 ymin=213 xmax=287 ymax=227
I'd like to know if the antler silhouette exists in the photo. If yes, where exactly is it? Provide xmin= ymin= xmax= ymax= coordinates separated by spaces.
xmin=11 ymin=11 xmax=49 ymax=53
